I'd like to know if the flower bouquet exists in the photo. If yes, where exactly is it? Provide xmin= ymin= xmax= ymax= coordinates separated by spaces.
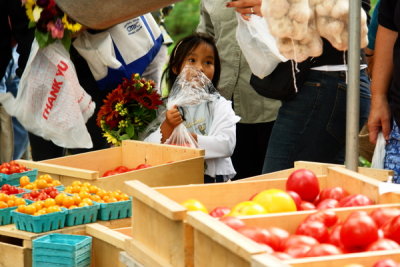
xmin=22 ymin=0 xmax=82 ymax=50
xmin=97 ymin=73 xmax=163 ymax=146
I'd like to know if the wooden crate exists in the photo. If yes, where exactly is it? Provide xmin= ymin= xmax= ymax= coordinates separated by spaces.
xmin=244 ymin=204 xmax=400 ymax=267
xmin=85 ymin=221 xmax=132 ymax=267
xmin=17 ymin=140 xmax=204 ymax=192
xmin=242 ymin=161 xmax=393 ymax=182
xmin=124 ymin=167 xmax=387 ymax=267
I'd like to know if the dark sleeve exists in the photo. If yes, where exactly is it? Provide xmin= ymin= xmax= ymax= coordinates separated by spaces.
xmin=379 ymin=0 xmax=397 ymax=31
xmin=362 ymin=0 xmax=372 ymax=25
xmin=8 ymin=0 xmax=34 ymax=78
xmin=0 ymin=1 xmax=12 ymax=79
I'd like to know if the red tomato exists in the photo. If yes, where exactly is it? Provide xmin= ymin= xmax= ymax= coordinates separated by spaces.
xmin=338 ymin=194 xmax=374 ymax=207
xmin=265 ymin=227 xmax=290 ymax=252
xmin=340 ymin=211 xmax=379 ymax=250
xmin=381 ymin=215 xmax=400 ymax=244
xmin=300 ymin=201 xmax=316 ymax=211
xmin=237 ymin=226 xmax=276 ymax=248
xmin=284 ymin=235 xmax=319 ymax=248
xmin=296 ymin=220 xmax=329 ymax=243
xmin=9 ymin=165 xmax=20 ymax=174
xmin=286 ymin=169 xmax=320 ymax=202
xmin=370 ymin=208 xmax=400 ymax=228
xmin=135 ymin=163 xmax=152 ymax=169
xmin=305 ymin=244 xmax=342 ymax=257
xmin=372 ymin=259 xmax=400 ymax=267
xmin=284 ymin=244 xmax=312 ymax=258
xmin=209 ymin=207 xmax=231 ymax=218
xmin=102 ymin=170 xmax=119 ymax=177
xmin=286 ymin=190 xmax=302 ymax=210
xmin=366 ymin=238 xmax=400 ymax=251
xmin=1 ymin=184 xmax=11 ymax=191
xmin=9 ymin=186 xmax=19 ymax=194
xmin=49 ymin=191 xmax=58 ymax=198
xmin=219 ymin=216 xmax=245 ymax=230
xmin=328 ymin=224 xmax=343 ymax=248
xmin=0 ymin=167 xmax=10 ymax=174
xmin=317 ymin=198 xmax=339 ymax=210
xmin=305 ymin=210 xmax=338 ymax=227
xmin=114 ymin=165 xmax=129 ymax=173
xmin=30 ymin=190 xmax=40 ymax=198
xmin=318 ymin=186 xmax=349 ymax=202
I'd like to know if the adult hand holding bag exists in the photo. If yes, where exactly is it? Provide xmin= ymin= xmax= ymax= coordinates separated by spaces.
xmin=73 ymin=13 xmax=164 ymax=91
xmin=0 ymin=40 xmax=95 ymax=149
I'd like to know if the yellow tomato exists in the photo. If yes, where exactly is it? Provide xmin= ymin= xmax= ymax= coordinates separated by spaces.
xmin=228 ymin=201 xmax=267 ymax=216
xmin=252 ymin=189 xmax=297 ymax=213
xmin=181 ymin=199 xmax=208 ymax=213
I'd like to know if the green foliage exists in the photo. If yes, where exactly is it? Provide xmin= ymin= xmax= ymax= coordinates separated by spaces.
xmin=164 ymin=0 xmax=201 ymax=48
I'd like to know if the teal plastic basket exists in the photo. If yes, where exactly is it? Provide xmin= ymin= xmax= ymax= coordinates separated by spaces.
xmin=97 ymin=198 xmax=132 ymax=220
xmin=65 ymin=202 xmax=100 ymax=226
xmin=0 ymin=206 xmax=16 ymax=225
xmin=33 ymin=234 xmax=92 ymax=267
xmin=0 ymin=199 xmax=33 ymax=225
xmin=33 ymin=257 xmax=90 ymax=267
xmin=11 ymin=209 xmax=67 ymax=233
xmin=0 ymin=169 xmax=38 ymax=186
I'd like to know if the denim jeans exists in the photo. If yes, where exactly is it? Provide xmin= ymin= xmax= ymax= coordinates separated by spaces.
xmin=384 ymin=119 xmax=400 ymax=183
xmin=262 ymin=69 xmax=371 ymax=173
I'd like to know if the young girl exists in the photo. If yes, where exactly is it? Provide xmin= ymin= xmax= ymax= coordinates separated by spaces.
xmin=145 ymin=33 xmax=240 ymax=183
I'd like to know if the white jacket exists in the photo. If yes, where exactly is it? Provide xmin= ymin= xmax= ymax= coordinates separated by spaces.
xmin=145 ymin=96 xmax=240 ymax=180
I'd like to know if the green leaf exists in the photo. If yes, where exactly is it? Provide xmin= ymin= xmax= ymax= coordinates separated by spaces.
xmin=35 ymin=30 xmax=50 ymax=48
xmin=126 ymin=124 xmax=135 ymax=138
xmin=28 ymin=21 xmax=36 ymax=29
xmin=61 ymin=31 xmax=72 ymax=51
xmin=120 ymin=134 xmax=130 ymax=140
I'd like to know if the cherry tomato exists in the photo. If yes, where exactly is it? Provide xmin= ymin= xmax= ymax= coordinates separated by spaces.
xmin=370 ymin=208 xmax=400 ymax=228
xmin=318 ymin=186 xmax=349 ymax=202
xmin=366 ymin=238 xmax=400 ymax=251
xmin=209 ymin=206 xmax=231 ymax=218
xmin=295 ymin=220 xmax=329 ymax=243
xmin=286 ymin=169 xmax=319 ymax=202
xmin=381 ymin=215 xmax=400 ymax=244
xmin=339 ymin=194 xmax=374 ymax=207
xmin=305 ymin=244 xmax=342 ymax=257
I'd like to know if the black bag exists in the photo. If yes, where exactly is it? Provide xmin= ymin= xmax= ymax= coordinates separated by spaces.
xmin=250 ymin=59 xmax=313 ymax=101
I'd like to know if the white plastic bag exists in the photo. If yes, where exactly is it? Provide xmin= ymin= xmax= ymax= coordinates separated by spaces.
xmin=164 ymin=66 xmax=219 ymax=148
xmin=0 ymin=40 xmax=95 ymax=148
xmin=235 ymin=13 xmax=287 ymax=79
xmin=371 ymin=132 xmax=386 ymax=169
xmin=73 ymin=13 xmax=163 ymax=90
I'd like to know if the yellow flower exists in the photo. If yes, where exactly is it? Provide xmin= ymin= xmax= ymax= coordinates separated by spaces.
xmin=32 ymin=5 xmax=43 ymax=22
xmin=62 ymin=14 xmax=82 ymax=32
xmin=103 ymin=132 xmax=120 ymax=146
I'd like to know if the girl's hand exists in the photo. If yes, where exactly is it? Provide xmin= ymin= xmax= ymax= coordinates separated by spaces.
xmin=161 ymin=105 xmax=183 ymax=143
xmin=165 ymin=105 xmax=183 ymax=127
xmin=226 ymin=0 xmax=262 ymax=20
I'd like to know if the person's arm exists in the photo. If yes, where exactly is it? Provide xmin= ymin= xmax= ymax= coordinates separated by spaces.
xmin=196 ymin=98 xmax=240 ymax=159
xmin=160 ymin=105 xmax=183 ymax=143
xmin=368 ymin=25 xmax=397 ymax=143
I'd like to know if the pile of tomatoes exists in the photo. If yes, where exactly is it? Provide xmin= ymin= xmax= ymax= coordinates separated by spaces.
xmin=21 ymin=187 xmax=60 ymax=201
xmin=0 ymin=161 xmax=30 ymax=175
xmin=102 ymin=164 xmax=152 ymax=177
xmin=0 ymin=184 xmax=25 ymax=195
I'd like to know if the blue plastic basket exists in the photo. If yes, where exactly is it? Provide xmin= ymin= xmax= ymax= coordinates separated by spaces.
xmin=0 ymin=169 xmax=38 ymax=186
xmin=33 ymin=257 xmax=90 ymax=267
xmin=97 ymin=198 xmax=132 ymax=220
xmin=65 ymin=202 xmax=100 ymax=226
xmin=33 ymin=234 xmax=92 ymax=267
xmin=11 ymin=209 xmax=67 ymax=233
xmin=0 ymin=199 xmax=33 ymax=225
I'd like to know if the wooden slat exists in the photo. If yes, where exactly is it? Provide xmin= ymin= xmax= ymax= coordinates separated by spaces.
xmin=16 ymin=159 xmax=98 ymax=180
xmin=187 ymin=211 xmax=267 ymax=261
xmin=0 ymin=242 xmax=31 ymax=267
xmin=286 ymin=249 xmax=400 ymax=267
xmin=125 ymin=180 xmax=186 ymax=220
xmin=252 ymin=254 xmax=291 ymax=267
xmin=86 ymin=224 xmax=129 ymax=249
xmin=124 ymin=238 xmax=174 ymax=267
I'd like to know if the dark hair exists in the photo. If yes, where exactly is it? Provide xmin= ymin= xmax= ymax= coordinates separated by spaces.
xmin=163 ymin=33 xmax=221 ymax=90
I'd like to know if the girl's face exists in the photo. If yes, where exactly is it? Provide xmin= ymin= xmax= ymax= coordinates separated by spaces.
xmin=180 ymin=42 xmax=215 ymax=81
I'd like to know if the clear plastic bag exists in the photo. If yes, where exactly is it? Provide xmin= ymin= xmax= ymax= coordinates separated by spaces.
xmin=371 ymin=132 xmax=386 ymax=169
xmin=164 ymin=66 xmax=219 ymax=148
xmin=235 ymin=13 xmax=287 ymax=79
